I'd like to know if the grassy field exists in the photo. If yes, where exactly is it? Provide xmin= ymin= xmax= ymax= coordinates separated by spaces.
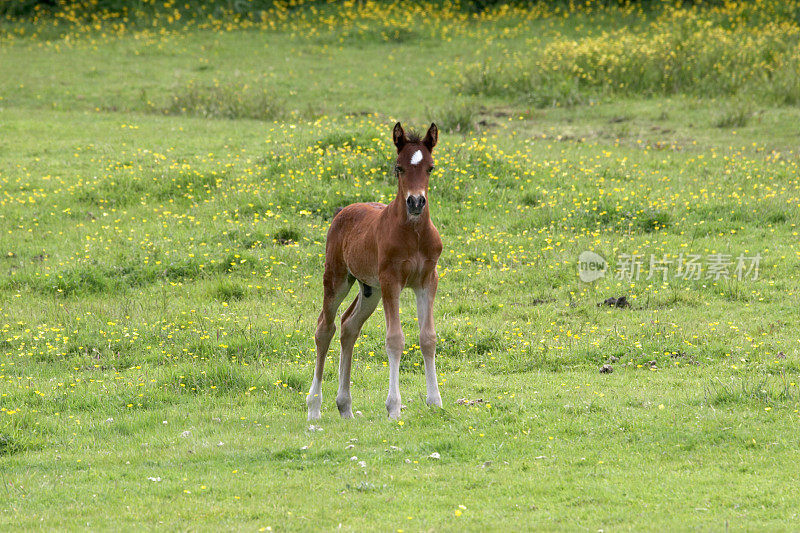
xmin=2 ymin=1 xmax=800 ymax=530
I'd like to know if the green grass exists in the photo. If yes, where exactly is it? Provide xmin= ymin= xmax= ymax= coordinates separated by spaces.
xmin=2 ymin=1 xmax=800 ymax=531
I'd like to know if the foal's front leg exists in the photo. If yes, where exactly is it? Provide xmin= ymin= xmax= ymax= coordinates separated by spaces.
xmin=380 ymin=279 xmax=404 ymax=419
xmin=415 ymin=272 xmax=442 ymax=407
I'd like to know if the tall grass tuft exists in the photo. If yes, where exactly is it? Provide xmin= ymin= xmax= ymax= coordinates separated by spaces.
xmin=159 ymin=83 xmax=283 ymax=121
xmin=459 ymin=61 xmax=583 ymax=108
xmin=428 ymin=102 xmax=478 ymax=133
xmin=0 ymin=433 xmax=22 ymax=456
xmin=208 ymin=279 xmax=246 ymax=302
xmin=714 ymin=101 xmax=753 ymax=128
xmin=704 ymin=376 xmax=798 ymax=408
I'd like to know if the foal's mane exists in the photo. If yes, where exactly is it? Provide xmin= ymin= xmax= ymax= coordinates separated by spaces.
xmin=405 ymin=131 xmax=422 ymax=144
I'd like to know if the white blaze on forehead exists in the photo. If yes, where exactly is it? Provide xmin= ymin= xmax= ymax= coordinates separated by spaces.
xmin=410 ymin=149 xmax=423 ymax=165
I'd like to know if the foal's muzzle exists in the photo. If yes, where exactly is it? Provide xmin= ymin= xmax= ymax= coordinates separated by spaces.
xmin=406 ymin=195 xmax=426 ymax=216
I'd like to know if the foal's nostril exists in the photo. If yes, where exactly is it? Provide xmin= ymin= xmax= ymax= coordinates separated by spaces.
xmin=406 ymin=195 xmax=425 ymax=214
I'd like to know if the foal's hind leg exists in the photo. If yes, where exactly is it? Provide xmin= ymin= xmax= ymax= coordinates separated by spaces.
xmin=307 ymin=270 xmax=353 ymax=420
xmin=336 ymin=282 xmax=381 ymax=418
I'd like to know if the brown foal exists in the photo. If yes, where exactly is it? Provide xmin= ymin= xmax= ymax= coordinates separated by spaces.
xmin=306 ymin=122 xmax=443 ymax=420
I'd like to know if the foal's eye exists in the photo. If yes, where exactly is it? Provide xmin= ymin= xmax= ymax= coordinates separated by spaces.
xmin=395 ymin=165 xmax=402 ymax=174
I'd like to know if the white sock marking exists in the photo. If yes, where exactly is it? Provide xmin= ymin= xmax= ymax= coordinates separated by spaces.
xmin=410 ymin=150 xmax=423 ymax=165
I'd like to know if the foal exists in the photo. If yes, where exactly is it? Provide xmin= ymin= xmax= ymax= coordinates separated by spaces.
xmin=307 ymin=122 xmax=443 ymax=420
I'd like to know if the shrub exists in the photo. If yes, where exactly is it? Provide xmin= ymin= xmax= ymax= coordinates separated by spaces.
xmin=458 ymin=12 xmax=800 ymax=106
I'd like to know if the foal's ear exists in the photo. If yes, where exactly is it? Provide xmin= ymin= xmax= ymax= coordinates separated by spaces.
xmin=423 ymin=123 xmax=438 ymax=152
xmin=392 ymin=122 xmax=406 ymax=152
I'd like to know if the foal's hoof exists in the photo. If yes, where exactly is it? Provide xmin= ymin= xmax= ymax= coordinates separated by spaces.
xmin=337 ymin=403 xmax=354 ymax=419
xmin=306 ymin=394 xmax=322 ymax=420
xmin=426 ymin=396 xmax=443 ymax=408
xmin=386 ymin=397 xmax=402 ymax=419
xmin=336 ymin=397 xmax=353 ymax=419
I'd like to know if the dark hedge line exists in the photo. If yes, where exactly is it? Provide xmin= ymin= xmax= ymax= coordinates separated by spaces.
xmin=0 ymin=0 xmax=731 ymax=19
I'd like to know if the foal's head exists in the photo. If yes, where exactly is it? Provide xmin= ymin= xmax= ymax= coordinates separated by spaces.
xmin=392 ymin=122 xmax=438 ymax=217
